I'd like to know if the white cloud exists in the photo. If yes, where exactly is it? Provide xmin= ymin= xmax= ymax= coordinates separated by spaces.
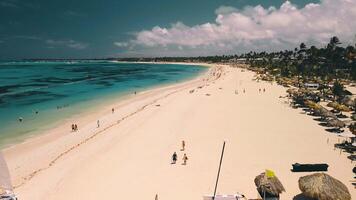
xmin=215 ymin=5 xmax=239 ymax=15
xmin=46 ymin=39 xmax=88 ymax=50
xmin=114 ymin=42 xmax=129 ymax=47
xmin=129 ymin=0 xmax=356 ymax=56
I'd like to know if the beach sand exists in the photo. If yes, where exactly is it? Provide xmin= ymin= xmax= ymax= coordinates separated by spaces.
xmin=3 ymin=64 xmax=355 ymax=199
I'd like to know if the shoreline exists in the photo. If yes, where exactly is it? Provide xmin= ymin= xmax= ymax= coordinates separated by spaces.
xmin=0 ymin=62 xmax=211 ymax=150
xmin=4 ymin=62 xmax=217 ymax=189
xmin=5 ymin=63 xmax=355 ymax=200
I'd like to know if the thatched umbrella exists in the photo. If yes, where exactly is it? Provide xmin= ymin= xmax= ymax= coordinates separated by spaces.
xmin=286 ymin=88 xmax=297 ymax=96
xmin=299 ymin=173 xmax=351 ymax=200
xmin=328 ymin=119 xmax=346 ymax=128
xmin=327 ymin=102 xmax=351 ymax=112
xmin=336 ymin=104 xmax=351 ymax=112
xmin=327 ymin=101 xmax=339 ymax=109
xmin=341 ymin=96 xmax=354 ymax=108
xmin=254 ymin=170 xmax=285 ymax=197
xmin=320 ymin=107 xmax=337 ymax=119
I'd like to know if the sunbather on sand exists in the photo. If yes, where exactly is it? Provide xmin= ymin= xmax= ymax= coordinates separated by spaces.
xmin=181 ymin=140 xmax=185 ymax=151
xmin=182 ymin=153 xmax=188 ymax=165
xmin=172 ymin=152 xmax=177 ymax=164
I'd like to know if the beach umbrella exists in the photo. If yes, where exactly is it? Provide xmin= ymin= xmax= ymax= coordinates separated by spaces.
xmin=298 ymin=173 xmax=351 ymax=200
xmin=254 ymin=170 xmax=285 ymax=197
xmin=327 ymin=102 xmax=338 ymax=109
xmin=336 ymin=104 xmax=351 ymax=112
xmin=320 ymin=107 xmax=337 ymax=119
xmin=341 ymin=96 xmax=354 ymax=107
xmin=328 ymin=119 xmax=346 ymax=128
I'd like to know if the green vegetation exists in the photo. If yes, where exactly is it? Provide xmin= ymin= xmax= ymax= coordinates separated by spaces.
xmin=116 ymin=36 xmax=356 ymax=81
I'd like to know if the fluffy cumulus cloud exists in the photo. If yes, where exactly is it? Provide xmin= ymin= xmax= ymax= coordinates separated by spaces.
xmin=46 ymin=39 xmax=88 ymax=50
xmin=127 ymin=0 xmax=356 ymax=55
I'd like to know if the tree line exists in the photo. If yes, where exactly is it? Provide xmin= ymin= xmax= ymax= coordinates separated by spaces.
xmin=117 ymin=36 xmax=356 ymax=81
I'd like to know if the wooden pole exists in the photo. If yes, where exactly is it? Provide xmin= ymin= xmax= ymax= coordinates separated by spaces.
xmin=213 ymin=141 xmax=226 ymax=200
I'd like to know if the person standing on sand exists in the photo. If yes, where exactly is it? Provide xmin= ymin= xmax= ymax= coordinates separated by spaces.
xmin=172 ymin=152 xmax=177 ymax=164
xmin=155 ymin=194 xmax=158 ymax=200
xmin=182 ymin=153 xmax=188 ymax=165
xmin=112 ymin=108 xmax=115 ymax=114
xmin=181 ymin=140 xmax=186 ymax=151
xmin=75 ymin=124 xmax=78 ymax=131
xmin=71 ymin=124 xmax=75 ymax=132
xmin=97 ymin=120 xmax=100 ymax=128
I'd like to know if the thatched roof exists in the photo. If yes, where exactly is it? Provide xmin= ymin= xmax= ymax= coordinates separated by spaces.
xmin=327 ymin=101 xmax=338 ymax=108
xmin=327 ymin=102 xmax=351 ymax=112
xmin=319 ymin=107 xmax=337 ymax=119
xmin=328 ymin=119 xmax=346 ymax=128
xmin=341 ymin=96 xmax=354 ymax=107
xmin=299 ymin=173 xmax=351 ymax=200
xmin=254 ymin=171 xmax=285 ymax=196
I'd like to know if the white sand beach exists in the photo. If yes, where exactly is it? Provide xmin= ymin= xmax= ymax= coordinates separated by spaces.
xmin=3 ymin=64 xmax=355 ymax=200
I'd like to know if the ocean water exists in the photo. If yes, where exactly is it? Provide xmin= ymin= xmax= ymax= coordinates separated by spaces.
xmin=0 ymin=61 xmax=207 ymax=148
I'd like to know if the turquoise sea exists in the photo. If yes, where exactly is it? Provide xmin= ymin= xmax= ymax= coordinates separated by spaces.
xmin=0 ymin=61 xmax=207 ymax=148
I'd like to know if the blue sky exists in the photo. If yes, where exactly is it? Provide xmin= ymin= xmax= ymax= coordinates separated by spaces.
xmin=0 ymin=0 xmax=355 ymax=59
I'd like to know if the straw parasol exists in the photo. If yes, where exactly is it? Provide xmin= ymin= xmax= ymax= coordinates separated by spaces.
xmin=327 ymin=101 xmax=338 ymax=108
xmin=298 ymin=173 xmax=351 ymax=200
xmin=319 ymin=107 xmax=337 ymax=119
xmin=328 ymin=119 xmax=346 ymax=128
xmin=327 ymin=102 xmax=351 ymax=112
xmin=254 ymin=170 xmax=285 ymax=197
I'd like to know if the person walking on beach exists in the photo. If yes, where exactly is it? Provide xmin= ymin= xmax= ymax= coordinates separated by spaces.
xmin=155 ymin=194 xmax=158 ymax=200
xmin=181 ymin=140 xmax=186 ymax=151
xmin=182 ymin=153 xmax=188 ymax=165
xmin=112 ymin=108 xmax=115 ymax=114
xmin=97 ymin=120 xmax=100 ymax=128
xmin=71 ymin=124 xmax=75 ymax=132
xmin=75 ymin=124 xmax=78 ymax=131
xmin=172 ymin=152 xmax=177 ymax=164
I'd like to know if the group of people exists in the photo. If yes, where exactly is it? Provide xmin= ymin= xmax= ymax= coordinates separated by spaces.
xmin=71 ymin=124 xmax=78 ymax=132
xmin=234 ymin=88 xmax=246 ymax=95
xmin=171 ymin=140 xmax=189 ymax=165
xmin=235 ymin=88 xmax=266 ymax=95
